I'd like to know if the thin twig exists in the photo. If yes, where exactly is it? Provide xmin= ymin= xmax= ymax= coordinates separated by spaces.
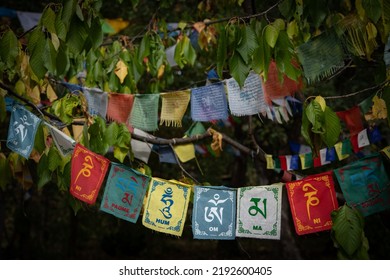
xmin=169 ymin=143 xmax=200 ymax=184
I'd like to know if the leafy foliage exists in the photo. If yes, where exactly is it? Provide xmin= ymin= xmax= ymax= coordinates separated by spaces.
xmin=301 ymin=96 xmax=341 ymax=153
xmin=331 ymin=204 xmax=370 ymax=259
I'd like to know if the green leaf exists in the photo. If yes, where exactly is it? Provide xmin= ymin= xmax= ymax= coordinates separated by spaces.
xmin=68 ymin=194 xmax=83 ymax=215
xmin=321 ymin=106 xmax=341 ymax=147
xmin=265 ymin=24 xmax=279 ymax=48
xmin=0 ymin=95 xmax=6 ymax=123
xmin=113 ymin=146 xmax=128 ymax=163
xmin=306 ymin=100 xmax=325 ymax=134
xmin=138 ymin=33 xmax=150 ymax=61
xmin=48 ymin=147 xmax=61 ymax=172
xmin=55 ymin=13 xmax=67 ymax=41
xmin=104 ymin=122 xmax=119 ymax=146
xmin=88 ymin=17 xmax=103 ymax=50
xmin=0 ymin=154 xmax=11 ymax=190
xmin=183 ymin=36 xmax=197 ymax=66
xmin=33 ymin=124 xmax=46 ymax=154
xmin=236 ymin=25 xmax=257 ymax=64
xmin=229 ymin=52 xmax=250 ymax=88
xmin=41 ymin=7 xmax=57 ymax=33
xmin=287 ymin=20 xmax=299 ymax=39
xmin=307 ymin=0 xmax=328 ymax=28
xmin=44 ymin=38 xmax=58 ymax=74
xmin=56 ymin=44 xmax=70 ymax=77
xmin=362 ymin=0 xmax=382 ymax=23
xmin=273 ymin=19 xmax=286 ymax=31
xmin=0 ymin=30 xmax=19 ymax=68
xmin=278 ymin=0 xmax=295 ymax=20
xmin=331 ymin=205 xmax=365 ymax=256
xmin=301 ymin=103 xmax=313 ymax=148
xmin=66 ymin=17 xmax=88 ymax=53
xmin=216 ymin=28 xmax=227 ymax=78
xmin=37 ymin=153 xmax=52 ymax=189
xmin=29 ymin=34 xmax=47 ymax=79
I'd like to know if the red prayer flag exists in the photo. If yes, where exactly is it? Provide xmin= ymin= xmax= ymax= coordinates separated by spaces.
xmin=278 ymin=155 xmax=287 ymax=170
xmin=336 ymin=106 xmax=364 ymax=136
xmin=70 ymin=143 xmax=110 ymax=205
xmin=286 ymin=171 xmax=339 ymax=235
xmin=350 ymin=134 xmax=361 ymax=153
xmin=262 ymin=60 xmax=303 ymax=105
xmin=107 ymin=93 xmax=134 ymax=131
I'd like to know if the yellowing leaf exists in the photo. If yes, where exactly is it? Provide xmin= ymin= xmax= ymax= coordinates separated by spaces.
xmin=193 ymin=22 xmax=206 ymax=33
xmin=157 ymin=64 xmax=165 ymax=79
xmin=46 ymin=83 xmax=58 ymax=102
xmin=314 ymin=95 xmax=326 ymax=111
xmin=51 ymin=33 xmax=60 ymax=51
xmin=372 ymin=95 xmax=387 ymax=119
xmin=366 ymin=22 xmax=377 ymax=40
xmin=114 ymin=59 xmax=128 ymax=84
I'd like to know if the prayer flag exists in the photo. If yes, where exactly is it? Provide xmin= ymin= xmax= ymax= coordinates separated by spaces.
xmin=262 ymin=60 xmax=302 ymax=104
xmin=286 ymin=171 xmax=338 ymax=235
xmin=190 ymin=83 xmax=228 ymax=122
xmin=368 ymin=126 xmax=382 ymax=144
xmin=358 ymin=129 xmax=370 ymax=148
xmin=192 ymin=186 xmax=236 ymax=239
xmin=7 ymin=105 xmax=41 ymax=159
xmin=45 ymin=122 xmax=76 ymax=157
xmin=278 ymin=155 xmax=287 ymax=170
xmin=83 ymin=87 xmax=108 ymax=119
xmin=100 ymin=163 xmax=150 ymax=223
xmin=297 ymin=32 xmax=345 ymax=84
xmin=173 ymin=139 xmax=195 ymax=163
xmin=142 ymin=178 xmax=191 ymax=236
xmin=266 ymin=154 xmax=275 ymax=169
xmin=336 ymin=106 xmax=364 ymax=136
xmin=131 ymin=128 xmax=154 ymax=163
xmin=157 ymin=145 xmax=177 ymax=164
xmin=70 ymin=143 xmax=110 ymax=205
xmin=334 ymin=141 xmax=350 ymax=161
xmin=325 ymin=147 xmax=337 ymax=162
xmin=106 ymin=93 xmax=134 ymax=127
xmin=226 ymin=72 xmax=266 ymax=116
xmin=334 ymin=154 xmax=390 ymax=217
xmin=320 ymin=148 xmax=331 ymax=166
xmin=160 ymin=90 xmax=190 ymax=127
xmin=290 ymin=155 xmax=300 ymax=170
xmin=130 ymin=94 xmax=159 ymax=131
xmin=299 ymin=152 xmax=313 ymax=170
xmin=236 ymin=184 xmax=283 ymax=239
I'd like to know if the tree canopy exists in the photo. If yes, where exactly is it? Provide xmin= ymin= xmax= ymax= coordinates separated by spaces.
xmin=0 ymin=0 xmax=390 ymax=260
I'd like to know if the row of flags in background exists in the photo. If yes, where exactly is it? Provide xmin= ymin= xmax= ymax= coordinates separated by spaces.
xmin=63 ymin=69 xmax=302 ymax=133
xmin=0 ymin=6 xmax=129 ymax=34
xmin=5 ymin=102 xmax=390 ymax=239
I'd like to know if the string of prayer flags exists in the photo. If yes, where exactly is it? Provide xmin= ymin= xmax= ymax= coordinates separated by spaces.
xmin=83 ymin=87 xmax=108 ymax=119
xmin=190 ymin=83 xmax=228 ymax=122
xmin=297 ymin=32 xmax=345 ymax=84
xmin=130 ymin=94 xmax=160 ymax=131
xmin=45 ymin=122 xmax=76 ymax=157
xmin=6 ymin=105 xmax=41 ymax=159
xmin=336 ymin=106 xmax=364 ymax=136
xmin=236 ymin=184 xmax=283 ymax=240
xmin=100 ymin=162 xmax=151 ymax=223
xmin=106 ymin=93 xmax=134 ymax=127
xmin=70 ymin=143 xmax=110 ymax=205
xmin=192 ymin=186 xmax=237 ymax=240
xmin=226 ymin=72 xmax=266 ymax=116
xmin=262 ymin=60 xmax=302 ymax=105
xmin=319 ymin=148 xmax=331 ymax=166
xmin=334 ymin=154 xmax=390 ymax=217
xmin=160 ymin=90 xmax=190 ymax=127
xmin=142 ymin=177 xmax=191 ymax=236
xmin=131 ymin=128 xmax=154 ymax=163
xmin=286 ymin=171 xmax=338 ymax=235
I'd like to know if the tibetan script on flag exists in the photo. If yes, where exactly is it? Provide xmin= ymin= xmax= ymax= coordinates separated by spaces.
xmin=192 ymin=186 xmax=236 ymax=240
xmin=100 ymin=162 xmax=150 ymax=223
xmin=70 ymin=143 xmax=110 ymax=205
xmin=334 ymin=153 xmax=390 ymax=217
xmin=286 ymin=171 xmax=338 ymax=235
xmin=236 ymin=184 xmax=283 ymax=240
xmin=7 ymin=105 xmax=41 ymax=159
xmin=142 ymin=178 xmax=190 ymax=236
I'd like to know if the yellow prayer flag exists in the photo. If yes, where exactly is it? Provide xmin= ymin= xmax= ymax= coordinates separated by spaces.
xmin=173 ymin=137 xmax=195 ymax=163
xmin=266 ymin=154 xmax=275 ymax=169
xmin=381 ymin=146 xmax=390 ymax=159
xmin=334 ymin=142 xmax=350 ymax=161
xmin=142 ymin=177 xmax=191 ymax=236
